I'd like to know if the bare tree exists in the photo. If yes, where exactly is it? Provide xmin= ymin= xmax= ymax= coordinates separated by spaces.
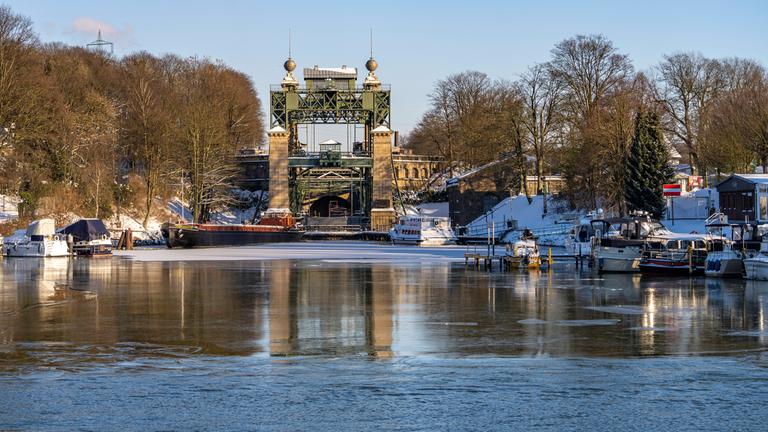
xmin=121 ymin=52 xmax=173 ymax=227
xmin=518 ymin=64 xmax=562 ymax=194
xmin=654 ymin=52 xmax=725 ymax=174
xmin=706 ymin=65 xmax=768 ymax=169
xmin=548 ymin=34 xmax=634 ymax=210
xmin=548 ymin=34 xmax=633 ymax=123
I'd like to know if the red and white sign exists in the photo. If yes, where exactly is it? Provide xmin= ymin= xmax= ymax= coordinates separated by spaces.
xmin=663 ymin=184 xmax=682 ymax=197
xmin=688 ymin=176 xmax=703 ymax=189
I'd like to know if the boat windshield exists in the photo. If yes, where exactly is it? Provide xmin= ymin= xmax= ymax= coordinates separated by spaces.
xmin=639 ymin=221 xmax=664 ymax=237
xmin=665 ymin=239 xmax=707 ymax=250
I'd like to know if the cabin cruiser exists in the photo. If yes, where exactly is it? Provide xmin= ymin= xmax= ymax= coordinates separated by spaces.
xmin=744 ymin=238 xmax=768 ymax=280
xmin=3 ymin=219 xmax=69 ymax=257
xmin=566 ymin=213 xmax=599 ymax=257
xmin=703 ymin=223 xmax=748 ymax=277
xmin=389 ymin=215 xmax=457 ymax=246
xmin=505 ymin=229 xmax=541 ymax=269
xmin=60 ymin=219 xmax=113 ymax=256
xmin=592 ymin=214 xmax=667 ymax=273
xmin=639 ymin=233 xmax=724 ymax=275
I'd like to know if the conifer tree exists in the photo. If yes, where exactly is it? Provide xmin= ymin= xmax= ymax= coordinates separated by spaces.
xmin=625 ymin=111 xmax=674 ymax=218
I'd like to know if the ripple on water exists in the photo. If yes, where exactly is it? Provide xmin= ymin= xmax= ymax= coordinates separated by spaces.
xmin=585 ymin=306 xmax=645 ymax=315
xmin=554 ymin=319 xmax=621 ymax=326
xmin=628 ymin=326 xmax=677 ymax=332
xmin=518 ymin=318 xmax=548 ymax=325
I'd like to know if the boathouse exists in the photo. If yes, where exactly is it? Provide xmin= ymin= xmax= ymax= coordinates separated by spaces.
xmin=716 ymin=174 xmax=768 ymax=223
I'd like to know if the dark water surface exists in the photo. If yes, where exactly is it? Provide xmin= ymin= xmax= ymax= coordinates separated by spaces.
xmin=2 ymin=252 xmax=768 ymax=431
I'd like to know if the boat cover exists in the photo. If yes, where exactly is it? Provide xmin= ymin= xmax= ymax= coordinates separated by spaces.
xmin=61 ymin=219 xmax=110 ymax=242
xmin=26 ymin=219 xmax=57 ymax=236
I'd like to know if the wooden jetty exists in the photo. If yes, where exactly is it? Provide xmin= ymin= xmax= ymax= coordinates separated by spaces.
xmin=464 ymin=247 xmax=587 ymax=272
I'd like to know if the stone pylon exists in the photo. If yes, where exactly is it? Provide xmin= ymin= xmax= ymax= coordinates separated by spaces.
xmin=370 ymin=126 xmax=395 ymax=231
xmin=266 ymin=126 xmax=291 ymax=214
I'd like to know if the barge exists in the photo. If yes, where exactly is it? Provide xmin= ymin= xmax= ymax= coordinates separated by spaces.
xmin=162 ymin=213 xmax=303 ymax=248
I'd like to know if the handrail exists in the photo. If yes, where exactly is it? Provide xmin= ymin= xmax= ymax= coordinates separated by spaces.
xmin=270 ymin=84 xmax=392 ymax=92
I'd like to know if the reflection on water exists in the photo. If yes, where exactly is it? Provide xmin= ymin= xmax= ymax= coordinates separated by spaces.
xmin=2 ymin=257 xmax=768 ymax=368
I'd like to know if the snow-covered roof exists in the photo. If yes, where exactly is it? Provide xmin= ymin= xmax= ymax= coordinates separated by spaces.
xmin=734 ymin=174 xmax=768 ymax=184
xmin=304 ymin=66 xmax=357 ymax=79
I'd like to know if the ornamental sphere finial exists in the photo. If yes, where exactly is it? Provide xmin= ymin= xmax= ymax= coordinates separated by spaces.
xmin=365 ymin=57 xmax=378 ymax=72
xmin=284 ymin=58 xmax=296 ymax=72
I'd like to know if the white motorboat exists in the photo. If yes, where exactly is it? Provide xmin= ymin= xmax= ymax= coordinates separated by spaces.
xmin=389 ymin=215 xmax=457 ymax=246
xmin=3 ymin=219 xmax=69 ymax=257
xmin=744 ymin=239 xmax=768 ymax=280
xmin=565 ymin=211 xmax=603 ymax=257
xmin=704 ymin=223 xmax=745 ymax=278
xmin=505 ymin=231 xmax=541 ymax=269
xmin=593 ymin=214 xmax=666 ymax=273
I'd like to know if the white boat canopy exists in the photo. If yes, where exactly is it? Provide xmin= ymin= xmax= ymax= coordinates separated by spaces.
xmin=26 ymin=219 xmax=56 ymax=236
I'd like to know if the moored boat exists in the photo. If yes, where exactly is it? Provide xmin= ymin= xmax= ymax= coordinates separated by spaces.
xmin=505 ymin=231 xmax=541 ymax=269
xmin=565 ymin=212 xmax=602 ymax=257
xmin=389 ymin=215 xmax=457 ymax=246
xmin=704 ymin=223 xmax=746 ymax=278
xmin=3 ymin=219 xmax=69 ymax=257
xmin=593 ymin=214 xmax=666 ymax=273
xmin=640 ymin=233 xmax=723 ymax=275
xmin=61 ymin=219 xmax=113 ymax=256
xmin=162 ymin=212 xmax=303 ymax=248
xmin=744 ymin=238 xmax=768 ymax=280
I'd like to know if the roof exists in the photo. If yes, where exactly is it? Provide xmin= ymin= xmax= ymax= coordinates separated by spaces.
xmin=319 ymin=139 xmax=341 ymax=145
xmin=735 ymin=174 xmax=768 ymax=183
xmin=717 ymin=173 xmax=768 ymax=189
xmin=304 ymin=66 xmax=357 ymax=80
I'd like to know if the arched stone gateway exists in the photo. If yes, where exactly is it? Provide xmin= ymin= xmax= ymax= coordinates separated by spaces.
xmin=308 ymin=195 xmax=351 ymax=217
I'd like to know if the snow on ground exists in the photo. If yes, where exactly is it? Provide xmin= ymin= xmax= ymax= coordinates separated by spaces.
xmin=115 ymin=241 xmax=469 ymax=263
xmin=464 ymin=194 xmax=580 ymax=246
xmin=105 ymin=213 xmax=165 ymax=242
xmin=167 ymin=198 xmax=193 ymax=222
xmin=167 ymin=194 xmax=265 ymax=225
xmin=462 ymin=192 xmax=719 ymax=246
xmin=0 ymin=195 xmax=19 ymax=223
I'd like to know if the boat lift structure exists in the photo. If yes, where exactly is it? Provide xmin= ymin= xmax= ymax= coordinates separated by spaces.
xmin=266 ymin=54 xmax=396 ymax=231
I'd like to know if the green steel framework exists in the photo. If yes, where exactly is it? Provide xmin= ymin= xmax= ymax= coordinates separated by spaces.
xmin=269 ymin=85 xmax=391 ymax=215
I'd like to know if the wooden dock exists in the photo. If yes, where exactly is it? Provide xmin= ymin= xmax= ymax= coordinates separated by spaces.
xmin=464 ymin=249 xmax=588 ymax=271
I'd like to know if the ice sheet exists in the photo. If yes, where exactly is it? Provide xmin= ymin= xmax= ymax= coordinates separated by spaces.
xmin=115 ymin=241 xmax=469 ymax=262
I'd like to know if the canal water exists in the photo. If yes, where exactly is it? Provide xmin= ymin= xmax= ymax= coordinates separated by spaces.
xmin=2 ymin=247 xmax=768 ymax=431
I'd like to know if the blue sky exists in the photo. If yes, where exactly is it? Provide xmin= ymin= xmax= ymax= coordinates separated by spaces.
xmin=7 ymin=0 xmax=768 ymax=137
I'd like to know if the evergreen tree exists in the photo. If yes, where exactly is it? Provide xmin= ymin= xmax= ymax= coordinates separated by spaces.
xmin=625 ymin=111 xmax=675 ymax=218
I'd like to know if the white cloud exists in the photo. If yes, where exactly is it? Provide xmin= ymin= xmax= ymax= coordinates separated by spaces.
xmin=65 ymin=17 xmax=135 ymax=49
